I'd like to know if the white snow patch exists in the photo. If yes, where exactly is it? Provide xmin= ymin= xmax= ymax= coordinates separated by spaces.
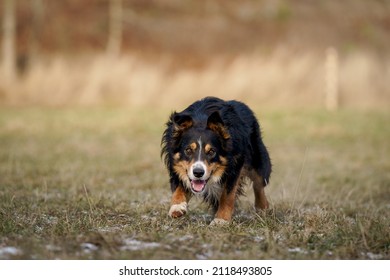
xmin=0 ymin=247 xmax=22 ymax=258
xmin=98 ymin=226 xmax=123 ymax=233
xmin=81 ymin=243 xmax=99 ymax=253
xmin=45 ymin=244 xmax=61 ymax=252
xmin=288 ymin=247 xmax=308 ymax=254
xmin=196 ymin=244 xmax=213 ymax=260
xmin=366 ymin=252 xmax=383 ymax=260
xmin=178 ymin=235 xmax=194 ymax=242
xmin=120 ymin=238 xmax=161 ymax=251
xmin=253 ymin=235 xmax=265 ymax=242
xmin=196 ymin=252 xmax=212 ymax=260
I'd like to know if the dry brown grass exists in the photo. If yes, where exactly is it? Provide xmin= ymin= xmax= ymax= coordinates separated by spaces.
xmin=0 ymin=107 xmax=389 ymax=259
xmin=1 ymin=50 xmax=389 ymax=109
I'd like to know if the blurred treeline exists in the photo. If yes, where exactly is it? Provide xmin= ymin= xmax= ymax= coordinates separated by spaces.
xmin=1 ymin=0 xmax=390 ymax=108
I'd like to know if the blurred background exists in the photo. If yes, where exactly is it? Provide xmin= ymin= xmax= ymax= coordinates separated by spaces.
xmin=0 ymin=0 xmax=389 ymax=109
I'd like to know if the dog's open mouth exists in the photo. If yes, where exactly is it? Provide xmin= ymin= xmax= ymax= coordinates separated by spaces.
xmin=190 ymin=179 xmax=207 ymax=193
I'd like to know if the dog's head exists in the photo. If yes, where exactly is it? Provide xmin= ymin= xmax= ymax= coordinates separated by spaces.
xmin=171 ymin=111 xmax=230 ymax=194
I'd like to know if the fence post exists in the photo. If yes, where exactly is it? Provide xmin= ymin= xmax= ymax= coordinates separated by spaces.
xmin=325 ymin=47 xmax=339 ymax=111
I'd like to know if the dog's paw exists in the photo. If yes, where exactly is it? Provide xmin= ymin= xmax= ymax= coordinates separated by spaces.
xmin=209 ymin=218 xmax=229 ymax=226
xmin=168 ymin=202 xmax=187 ymax=218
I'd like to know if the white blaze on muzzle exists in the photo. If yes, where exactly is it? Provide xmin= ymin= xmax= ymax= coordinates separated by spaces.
xmin=189 ymin=161 xmax=208 ymax=192
xmin=188 ymin=137 xmax=208 ymax=193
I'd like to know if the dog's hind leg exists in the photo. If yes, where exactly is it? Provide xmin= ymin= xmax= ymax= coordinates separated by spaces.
xmin=248 ymin=121 xmax=271 ymax=211
xmin=169 ymin=185 xmax=192 ymax=218
xmin=249 ymin=169 xmax=269 ymax=211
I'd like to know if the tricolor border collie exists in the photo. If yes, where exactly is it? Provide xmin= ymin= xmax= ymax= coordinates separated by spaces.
xmin=161 ymin=97 xmax=271 ymax=225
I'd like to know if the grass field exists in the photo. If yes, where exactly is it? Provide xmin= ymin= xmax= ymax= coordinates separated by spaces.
xmin=0 ymin=106 xmax=389 ymax=259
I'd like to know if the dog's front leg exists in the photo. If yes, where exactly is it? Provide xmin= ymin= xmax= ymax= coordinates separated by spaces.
xmin=211 ymin=185 xmax=238 ymax=225
xmin=168 ymin=185 xmax=191 ymax=218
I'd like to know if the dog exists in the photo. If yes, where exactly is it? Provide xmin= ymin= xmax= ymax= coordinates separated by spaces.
xmin=161 ymin=97 xmax=271 ymax=225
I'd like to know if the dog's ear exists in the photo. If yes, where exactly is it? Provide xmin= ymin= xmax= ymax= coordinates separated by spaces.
xmin=172 ymin=113 xmax=193 ymax=134
xmin=207 ymin=111 xmax=230 ymax=140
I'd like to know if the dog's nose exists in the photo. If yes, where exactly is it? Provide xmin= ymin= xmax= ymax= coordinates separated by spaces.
xmin=193 ymin=167 xmax=205 ymax=178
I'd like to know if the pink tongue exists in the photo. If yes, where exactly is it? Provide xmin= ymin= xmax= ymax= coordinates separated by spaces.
xmin=191 ymin=180 xmax=206 ymax=192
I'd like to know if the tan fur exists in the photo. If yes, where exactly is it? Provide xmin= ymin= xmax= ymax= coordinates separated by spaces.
xmin=173 ymin=160 xmax=191 ymax=184
xmin=214 ymin=185 xmax=239 ymax=221
xmin=169 ymin=185 xmax=192 ymax=218
xmin=244 ymin=169 xmax=269 ymax=210
xmin=208 ymin=122 xmax=230 ymax=140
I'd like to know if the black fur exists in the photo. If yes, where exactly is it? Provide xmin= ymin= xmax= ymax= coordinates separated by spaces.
xmin=161 ymin=97 xmax=271 ymax=209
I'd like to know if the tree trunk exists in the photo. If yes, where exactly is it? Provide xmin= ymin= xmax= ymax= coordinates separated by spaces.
xmin=107 ymin=0 xmax=123 ymax=57
xmin=2 ymin=0 xmax=16 ymax=82
xmin=30 ymin=0 xmax=44 ymax=64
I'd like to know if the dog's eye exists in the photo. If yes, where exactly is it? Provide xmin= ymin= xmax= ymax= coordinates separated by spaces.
xmin=207 ymin=149 xmax=216 ymax=158
xmin=184 ymin=148 xmax=193 ymax=156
